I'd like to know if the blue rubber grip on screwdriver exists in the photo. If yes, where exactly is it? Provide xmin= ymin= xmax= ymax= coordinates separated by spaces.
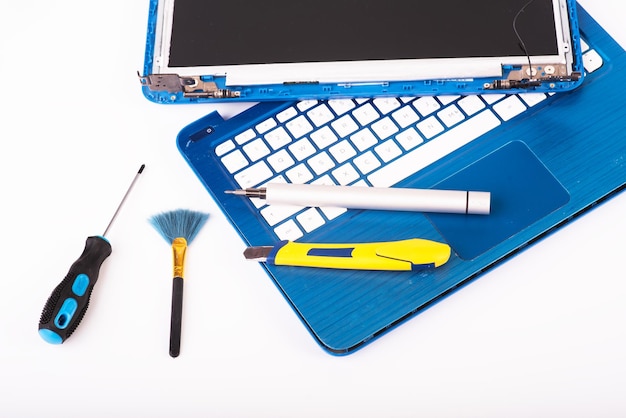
xmin=38 ymin=236 xmax=112 ymax=344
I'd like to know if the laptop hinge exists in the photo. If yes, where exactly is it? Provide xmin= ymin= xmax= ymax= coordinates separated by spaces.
xmin=137 ymin=73 xmax=241 ymax=99
xmin=484 ymin=64 xmax=582 ymax=90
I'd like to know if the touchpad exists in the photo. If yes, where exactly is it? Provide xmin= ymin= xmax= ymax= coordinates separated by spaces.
xmin=427 ymin=141 xmax=570 ymax=260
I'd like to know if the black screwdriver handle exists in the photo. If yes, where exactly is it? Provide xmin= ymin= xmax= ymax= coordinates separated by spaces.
xmin=38 ymin=236 xmax=112 ymax=344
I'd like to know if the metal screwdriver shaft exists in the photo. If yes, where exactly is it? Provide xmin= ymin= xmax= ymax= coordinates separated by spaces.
xmin=104 ymin=164 xmax=146 ymax=236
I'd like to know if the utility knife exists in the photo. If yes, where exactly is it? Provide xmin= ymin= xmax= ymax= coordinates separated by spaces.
xmin=244 ymin=238 xmax=451 ymax=271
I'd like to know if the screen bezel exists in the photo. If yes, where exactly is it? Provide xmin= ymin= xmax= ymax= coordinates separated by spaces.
xmin=151 ymin=0 xmax=575 ymax=86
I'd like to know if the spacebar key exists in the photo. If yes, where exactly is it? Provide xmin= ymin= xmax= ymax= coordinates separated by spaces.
xmin=368 ymin=109 xmax=501 ymax=187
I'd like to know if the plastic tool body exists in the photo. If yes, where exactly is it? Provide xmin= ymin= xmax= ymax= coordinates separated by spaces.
xmin=38 ymin=237 xmax=112 ymax=344
xmin=169 ymin=236 xmax=188 ymax=358
xmin=229 ymin=183 xmax=491 ymax=215
xmin=248 ymin=238 xmax=451 ymax=271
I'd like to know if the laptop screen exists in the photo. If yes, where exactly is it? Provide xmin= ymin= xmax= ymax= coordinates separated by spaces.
xmin=141 ymin=0 xmax=583 ymax=101
xmin=168 ymin=0 xmax=560 ymax=67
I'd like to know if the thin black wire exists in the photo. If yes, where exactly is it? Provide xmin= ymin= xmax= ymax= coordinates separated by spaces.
xmin=513 ymin=0 xmax=536 ymax=79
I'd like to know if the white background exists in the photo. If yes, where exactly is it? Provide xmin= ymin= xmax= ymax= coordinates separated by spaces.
xmin=0 ymin=1 xmax=624 ymax=417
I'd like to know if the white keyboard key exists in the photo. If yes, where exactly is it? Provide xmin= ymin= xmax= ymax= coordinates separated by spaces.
xmin=264 ymin=126 xmax=292 ymax=150
xmin=519 ymin=93 xmax=547 ymax=107
xmin=297 ymin=100 xmax=318 ymax=112
xmin=369 ymin=110 xmax=501 ymax=187
xmin=354 ymin=151 xmax=381 ymax=175
xmin=350 ymin=128 xmax=378 ymax=152
xmin=373 ymin=97 xmax=401 ymax=115
xmin=267 ymin=149 xmax=295 ymax=173
xmin=329 ymin=140 xmax=357 ymax=164
xmin=242 ymin=138 xmax=270 ymax=162
xmin=276 ymin=106 xmax=298 ymax=123
xmin=307 ymin=151 xmax=336 ymax=176
xmin=296 ymin=208 xmax=326 ymax=233
xmin=437 ymin=95 xmax=460 ymax=106
xmin=583 ymin=49 xmax=604 ymax=73
xmin=416 ymin=116 xmax=445 ymax=139
xmin=320 ymin=206 xmax=347 ymax=221
xmin=395 ymin=127 xmax=424 ymax=151
xmin=331 ymin=163 xmax=360 ymax=185
xmin=262 ymin=204 xmax=303 ymax=226
xmin=391 ymin=106 xmax=420 ymax=128
xmin=289 ymin=137 xmax=316 ymax=161
xmin=310 ymin=126 xmax=338 ymax=149
xmin=493 ymin=96 xmax=527 ymax=121
xmin=437 ymin=104 xmax=465 ymax=128
xmin=275 ymin=219 xmax=304 ymax=241
xmin=413 ymin=96 xmax=441 ymax=116
xmin=328 ymin=99 xmax=356 ymax=116
xmin=285 ymin=163 xmax=314 ymax=183
xmin=215 ymin=139 xmax=235 ymax=157
xmin=371 ymin=116 xmax=400 ymax=140
xmin=221 ymin=149 xmax=248 ymax=173
xmin=352 ymin=103 xmax=380 ymax=126
xmin=274 ymin=220 xmax=304 ymax=241
xmin=255 ymin=117 xmax=277 ymax=134
xmin=307 ymin=104 xmax=335 ymax=127
xmin=285 ymin=115 xmax=314 ymax=139
xmin=374 ymin=139 xmax=403 ymax=163
xmin=331 ymin=114 xmax=359 ymax=138
xmin=235 ymin=129 xmax=256 ymax=145
xmin=312 ymin=174 xmax=336 ymax=186
xmin=481 ymin=93 xmax=505 ymax=105
xmin=458 ymin=95 xmax=486 ymax=116
xmin=234 ymin=161 xmax=273 ymax=188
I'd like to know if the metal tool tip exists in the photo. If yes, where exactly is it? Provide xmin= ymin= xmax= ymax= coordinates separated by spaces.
xmin=243 ymin=246 xmax=273 ymax=261
xmin=225 ymin=189 xmax=245 ymax=195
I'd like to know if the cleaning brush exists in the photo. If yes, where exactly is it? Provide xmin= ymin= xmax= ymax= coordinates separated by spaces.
xmin=149 ymin=209 xmax=209 ymax=357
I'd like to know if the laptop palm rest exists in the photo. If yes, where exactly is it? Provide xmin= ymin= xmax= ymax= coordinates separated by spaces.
xmin=427 ymin=141 xmax=570 ymax=260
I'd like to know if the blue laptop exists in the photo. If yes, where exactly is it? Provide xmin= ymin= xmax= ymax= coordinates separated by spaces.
xmin=174 ymin=4 xmax=624 ymax=354
xmin=140 ymin=0 xmax=584 ymax=102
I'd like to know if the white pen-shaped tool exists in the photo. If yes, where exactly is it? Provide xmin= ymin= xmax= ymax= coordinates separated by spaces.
xmin=226 ymin=183 xmax=490 ymax=215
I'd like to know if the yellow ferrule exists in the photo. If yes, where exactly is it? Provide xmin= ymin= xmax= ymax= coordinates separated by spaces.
xmin=172 ymin=237 xmax=188 ymax=278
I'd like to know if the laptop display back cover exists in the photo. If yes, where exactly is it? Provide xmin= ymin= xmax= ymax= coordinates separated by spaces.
xmin=140 ymin=0 xmax=585 ymax=103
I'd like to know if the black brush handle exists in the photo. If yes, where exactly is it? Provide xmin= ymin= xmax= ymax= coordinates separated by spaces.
xmin=38 ymin=236 xmax=112 ymax=344
xmin=169 ymin=277 xmax=184 ymax=357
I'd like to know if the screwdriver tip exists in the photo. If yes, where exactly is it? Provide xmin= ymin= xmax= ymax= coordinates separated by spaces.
xmin=138 ymin=164 xmax=146 ymax=173
xmin=225 ymin=190 xmax=245 ymax=195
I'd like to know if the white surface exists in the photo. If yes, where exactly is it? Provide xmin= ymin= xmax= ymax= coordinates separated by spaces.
xmin=0 ymin=1 xmax=624 ymax=417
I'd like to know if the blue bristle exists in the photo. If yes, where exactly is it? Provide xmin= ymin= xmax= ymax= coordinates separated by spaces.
xmin=149 ymin=209 xmax=209 ymax=244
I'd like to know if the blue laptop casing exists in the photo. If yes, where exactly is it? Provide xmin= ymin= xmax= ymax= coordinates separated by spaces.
xmin=176 ymin=5 xmax=625 ymax=354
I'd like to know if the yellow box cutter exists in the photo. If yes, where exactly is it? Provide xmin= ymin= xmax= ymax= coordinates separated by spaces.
xmin=244 ymin=238 xmax=451 ymax=271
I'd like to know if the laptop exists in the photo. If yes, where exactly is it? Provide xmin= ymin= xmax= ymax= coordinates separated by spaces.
xmin=139 ymin=0 xmax=584 ymax=103
xmin=174 ymin=3 xmax=625 ymax=355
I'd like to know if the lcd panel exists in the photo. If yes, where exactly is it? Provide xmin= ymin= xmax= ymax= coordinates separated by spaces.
xmin=168 ymin=0 xmax=559 ymax=67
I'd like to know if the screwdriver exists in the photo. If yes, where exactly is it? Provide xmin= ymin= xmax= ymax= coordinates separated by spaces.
xmin=38 ymin=164 xmax=145 ymax=344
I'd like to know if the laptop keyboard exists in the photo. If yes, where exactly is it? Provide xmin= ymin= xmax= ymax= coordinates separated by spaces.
xmin=216 ymin=41 xmax=602 ymax=242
